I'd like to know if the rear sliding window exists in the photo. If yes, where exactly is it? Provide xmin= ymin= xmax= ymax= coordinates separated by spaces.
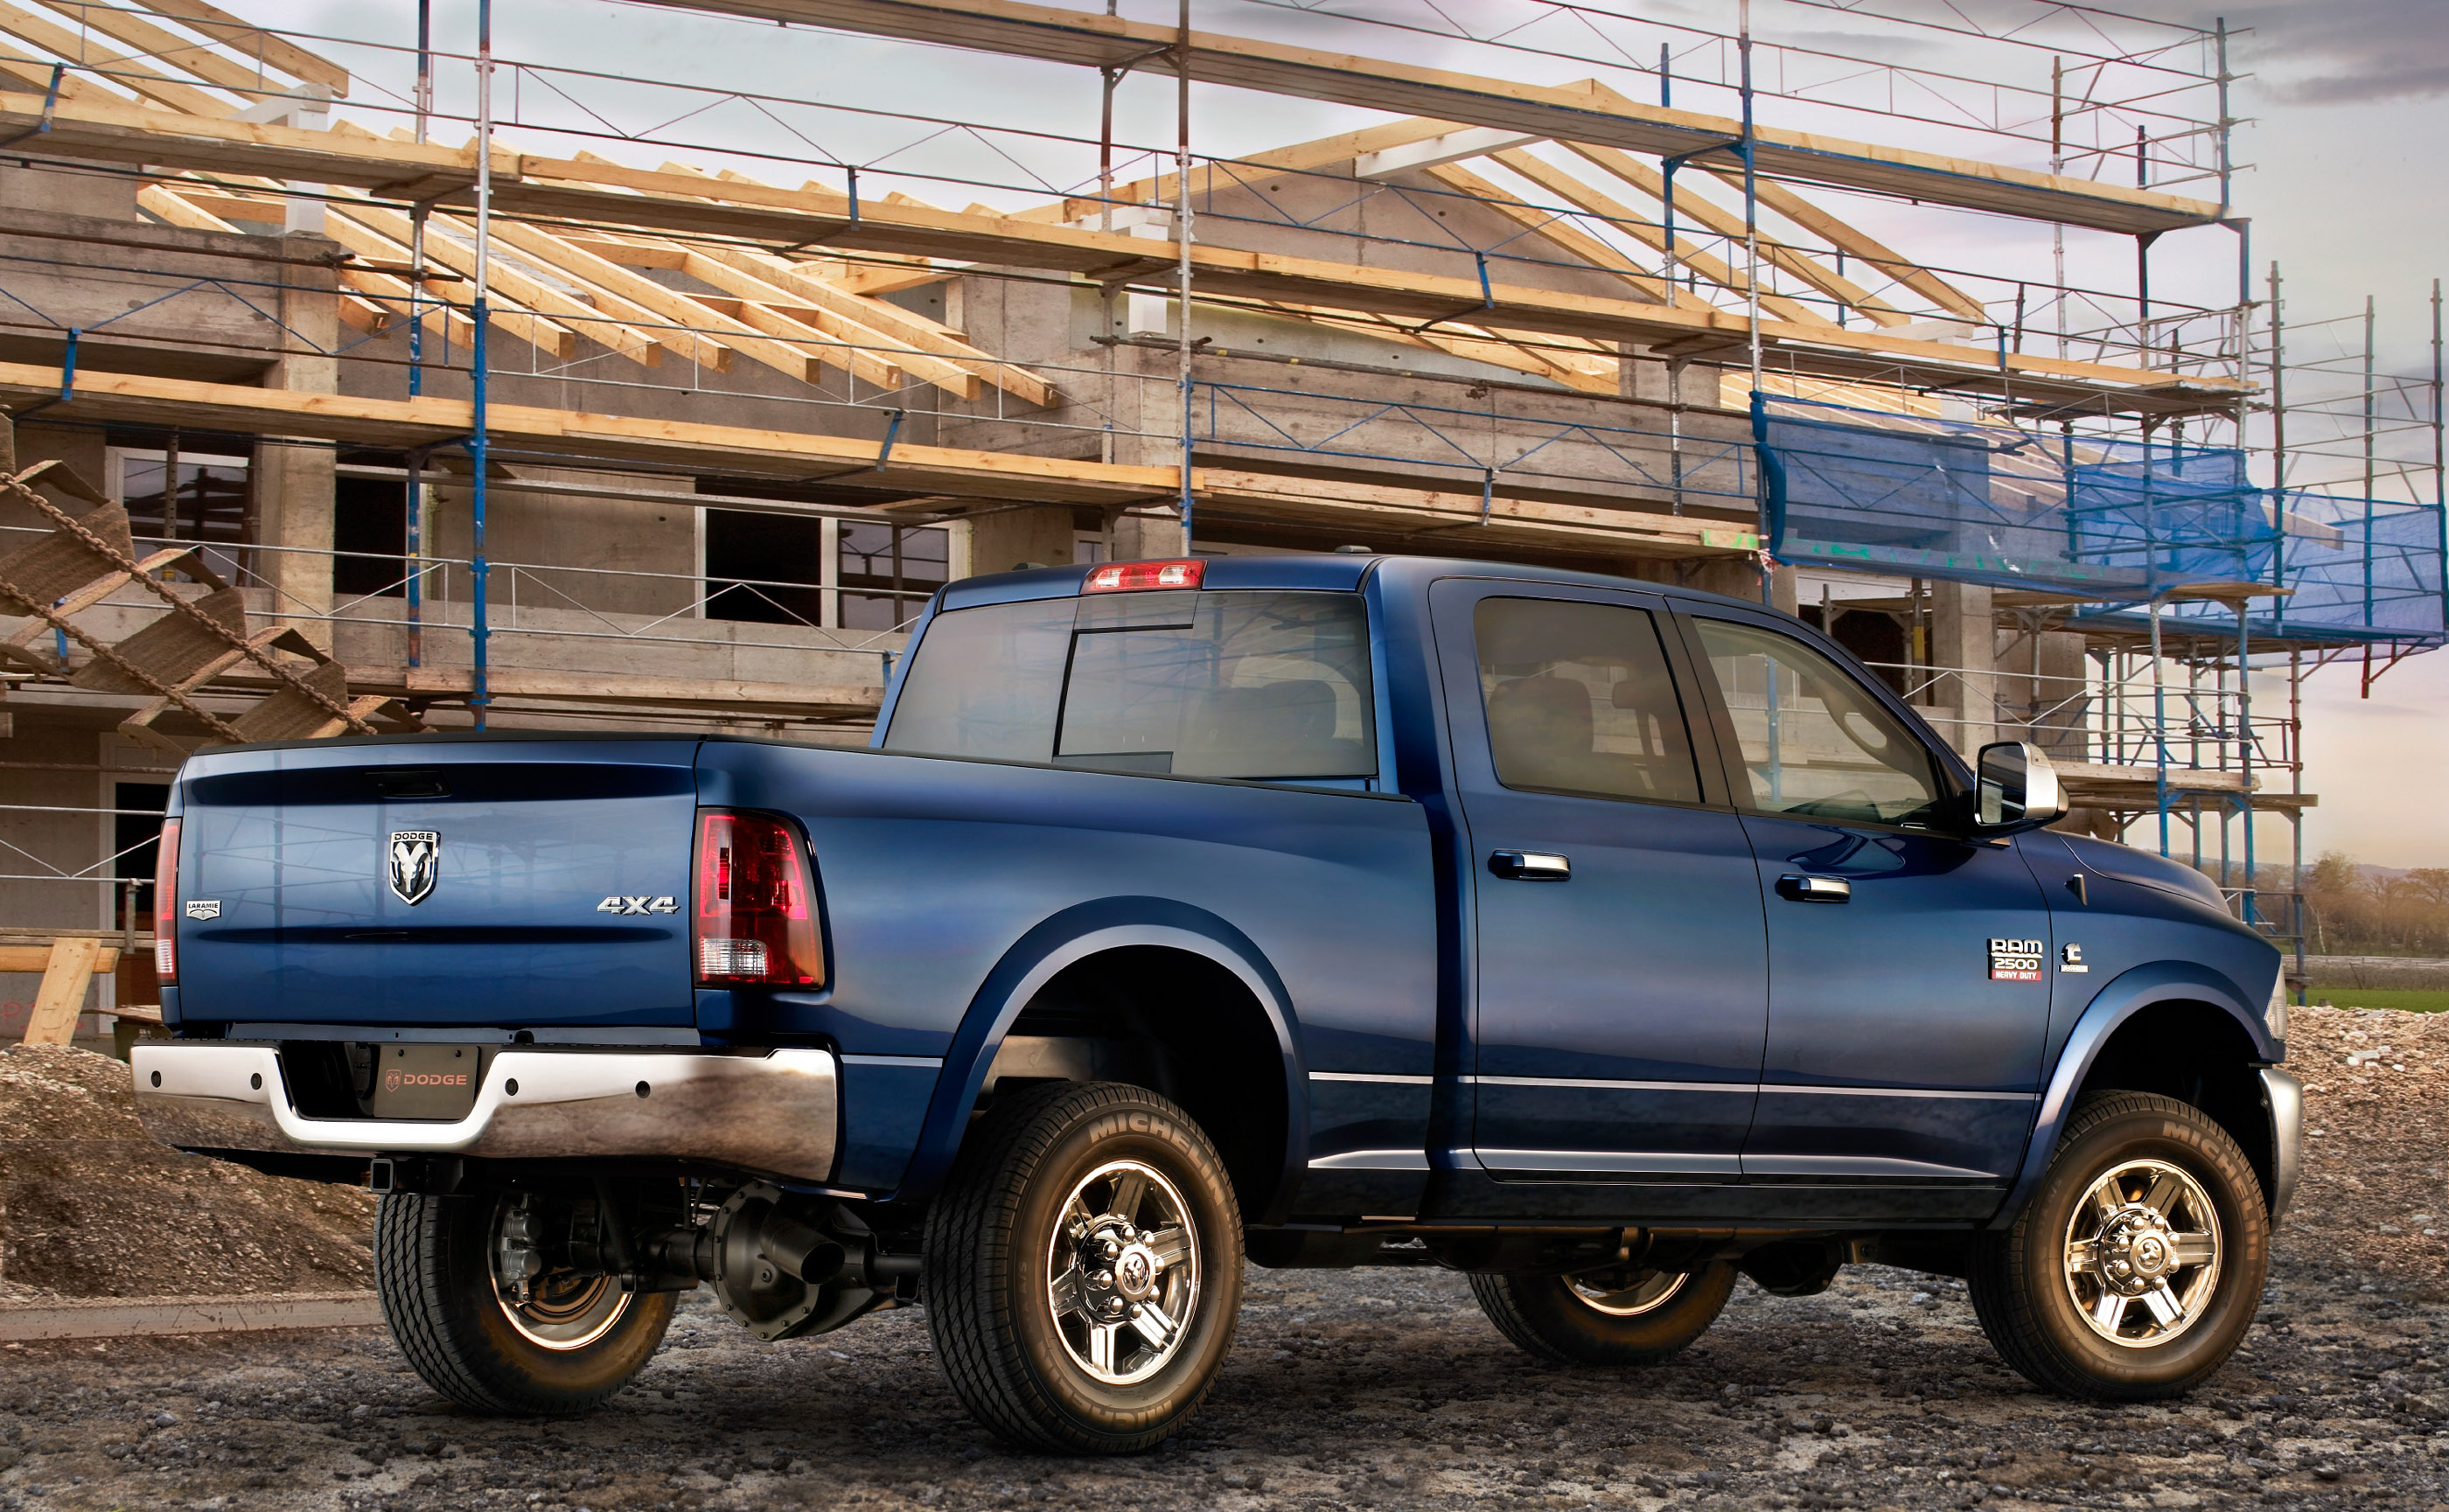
xmin=883 ymin=590 xmax=1376 ymax=781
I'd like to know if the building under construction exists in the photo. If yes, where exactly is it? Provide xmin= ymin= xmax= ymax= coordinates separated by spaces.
xmin=0 ymin=0 xmax=2440 ymax=1032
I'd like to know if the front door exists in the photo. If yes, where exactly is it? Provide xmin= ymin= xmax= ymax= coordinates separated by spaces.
xmin=1432 ymin=581 xmax=1768 ymax=1181
xmin=1680 ymin=610 xmax=2053 ymax=1199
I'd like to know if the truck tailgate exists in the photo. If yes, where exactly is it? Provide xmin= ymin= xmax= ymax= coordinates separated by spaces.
xmin=171 ymin=738 xmax=699 ymax=1028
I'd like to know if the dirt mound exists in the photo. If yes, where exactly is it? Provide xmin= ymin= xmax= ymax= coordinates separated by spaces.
xmin=0 ymin=1044 xmax=375 ymax=1300
xmin=2282 ymin=1004 xmax=2448 ymax=1296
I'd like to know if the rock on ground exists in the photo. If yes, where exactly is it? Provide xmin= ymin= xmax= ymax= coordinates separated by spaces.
xmin=0 ymin=1046 xmax=375 ymax=1300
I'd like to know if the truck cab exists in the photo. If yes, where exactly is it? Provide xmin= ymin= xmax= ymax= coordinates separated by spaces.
xmin=133 ymin=553 xmax=2296 ymax=1449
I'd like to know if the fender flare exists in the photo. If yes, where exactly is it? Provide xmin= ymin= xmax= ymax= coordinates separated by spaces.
xmin=1991 ymin=960 xmax=2277 ymax=1230
xmin=886 ymin=896 xmax=1309 ymax=1216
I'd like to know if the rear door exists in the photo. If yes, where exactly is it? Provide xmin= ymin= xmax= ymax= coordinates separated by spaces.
xmin=1677 ymin=610 xmax=2051 ymax=1195
xmin=173 ymin=740 xmax=700 ymax=1028
xmin=1431 ymin=579 xmax=1768 ymax=1182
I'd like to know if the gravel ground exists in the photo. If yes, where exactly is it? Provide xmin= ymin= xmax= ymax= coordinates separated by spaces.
xmin=0 ymin=1011 xmax=2442 ymax=1510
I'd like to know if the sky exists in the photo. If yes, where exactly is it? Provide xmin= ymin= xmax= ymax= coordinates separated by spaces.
xmin=283 ymin=0 xmax=2448 ymax=866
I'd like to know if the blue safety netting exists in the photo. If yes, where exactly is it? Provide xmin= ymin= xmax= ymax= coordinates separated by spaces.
xmin=1752 ymin=394 xmax=2446 ymax=646
xmin=1752 ymin=394 xmax=2274 ymax=596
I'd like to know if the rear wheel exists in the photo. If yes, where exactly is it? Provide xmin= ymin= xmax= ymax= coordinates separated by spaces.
xmin=374 ymin=1190 xmax=674 ymax=1415
xmin=1469 ymin=1260 xmax=1736 ymax=1366
xmin=1969 ymin=1091 xmax=2266 ymax=1400
xmin=923 ymin=1082 xmax=1243 ymax=1453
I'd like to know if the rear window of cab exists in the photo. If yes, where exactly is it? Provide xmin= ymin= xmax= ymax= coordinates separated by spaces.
xmin=883 ymin=590 xmax=1376 ymax=782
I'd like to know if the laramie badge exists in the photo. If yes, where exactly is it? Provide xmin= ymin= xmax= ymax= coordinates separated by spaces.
xmin=388 ymin=830 xmax=440 ymax=905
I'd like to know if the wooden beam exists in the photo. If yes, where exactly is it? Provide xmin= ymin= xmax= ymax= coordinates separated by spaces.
xmin=671 ymin=248 xmax=972 ymax=396
xmin=635 ymin=0 xmax=2222 ymax=235
xmin=140 ymin=0 xmax=349 ymax=94
xmin=309 ymin=203 xmax=576 ymax=359
xmin=484 ymin=219 xmax=845 ymax=387
xmin=0 ymin=36 xmax=138 ymax=105
xmin=1012 ymin=115 xmax=1470 ymax=225
xmin=330 ymin=198 xmax=669 ymax=367
xmin=1483 ymin=148 xmax=1830 ymax=327
xmin=1552 ymin=144 xmax=1910 ymax=328
xmin=0 ymin=0 xmax=230 ymax=115
xmin=1698 ymin=166 xmax=1988 ymax=325
xmin=26 ymin=0 xmax=309 ymax=103
xmin=20 ymin=934 xmax=101 ymax=1045
xmin=1420 ymin=161 xmax=1674 ymax=305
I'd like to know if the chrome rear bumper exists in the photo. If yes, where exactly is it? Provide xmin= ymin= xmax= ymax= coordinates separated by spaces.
xmin=130 ymin=1042 xmax=838 ymax=1184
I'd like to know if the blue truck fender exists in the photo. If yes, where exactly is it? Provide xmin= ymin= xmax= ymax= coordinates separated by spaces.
xmin=1991 ymin=959 xmax=2278 ymax=1230
xmin=886 ymin=896 xmax=1311 ymax=1213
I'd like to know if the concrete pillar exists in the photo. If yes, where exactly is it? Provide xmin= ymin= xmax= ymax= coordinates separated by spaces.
xmin=2033 ymin=630 xmax=2090 ymax=760
xmin=1929 ymin=580 xmax=1995 ymax=758
xmin=1111 ymin=508 xmax=1187 ymax=561
xmin=252 ymin=233 xmax=339 ymax=645
xmin=964 ymin=505 xmax=1076 ymax=575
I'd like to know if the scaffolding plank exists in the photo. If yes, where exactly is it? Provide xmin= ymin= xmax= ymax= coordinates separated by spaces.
xmin=637 ymin=0 xmax=2222 ymax=235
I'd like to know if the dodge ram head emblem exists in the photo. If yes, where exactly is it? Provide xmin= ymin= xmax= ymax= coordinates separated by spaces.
xmin=387 ymin=830 xmax=440 ymax=905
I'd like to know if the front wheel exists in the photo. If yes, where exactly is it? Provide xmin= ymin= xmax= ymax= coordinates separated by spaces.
xmin=923 ymin=1081 xmax=1244 ymax=1453
xmin=374 ymin=1190 xmax=674 ymax=1416
xmin=1970 ymin=1091 xmax=2268 ymax=1400
xmin=1469 ymin=1261 xmax=1736 ymax=1366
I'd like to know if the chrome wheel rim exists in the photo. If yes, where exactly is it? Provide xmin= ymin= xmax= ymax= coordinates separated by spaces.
xmin=1566 ymin=1267 xmax=1691 ymax=1318
xmin=1046 ymin=1160 xmax=1200 ymax=1385
xmin=491 ymin=1199 xmax=630 ymax=1351
xmin=2062 ymin=1158 xmax=2222 ymax=1348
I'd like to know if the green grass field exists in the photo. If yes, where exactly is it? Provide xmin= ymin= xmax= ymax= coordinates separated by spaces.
xmin=2304 ymin=986 xmax=2449 ymax=1014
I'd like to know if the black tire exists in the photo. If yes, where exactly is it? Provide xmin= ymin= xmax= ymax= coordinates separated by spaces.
xmin=374 ymin=1190 xmax=674 ymax=1416
xmin=1970 ymin=1091 xmax=2267 ymax=1401
xmin=923 ymin=1081 xmax=1244 ymax=1453
xmin=1468 ymin=1261 xmax=1737 ymax=1366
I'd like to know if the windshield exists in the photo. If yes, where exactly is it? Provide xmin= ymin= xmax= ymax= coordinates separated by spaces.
xmin=884 ymin=589 xmax=1377 ymax=781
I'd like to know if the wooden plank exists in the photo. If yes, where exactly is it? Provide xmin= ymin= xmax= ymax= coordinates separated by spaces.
xmin=309 ymin=204 xmax=576 ymax=359
xmin=1551 ymin=144 xmax=1910 ymax=328
xmin=0 ymin=359 xmax=1177 ymax=503
xmin=0 ymin=37 xmax=140 ymax=105
xmin=0 ymin=1292 xmax=382 ymax=1342
xmin=385 ymin=665 xmax=886 ymax=716
xmin=140 ymin=0 xmax=350 ymax=95
xmin=636 ymin=0 xmax=2222 ymax=235
xmin=1013 ymin=115 xmax=1470 ymax=225
xmin=0 ymin=0 xmax=231 ymax=116
xmin=21 ymin=935 xmax=101 ymax=1045
xmin=0 ymin=944 xmax=58 ymax=972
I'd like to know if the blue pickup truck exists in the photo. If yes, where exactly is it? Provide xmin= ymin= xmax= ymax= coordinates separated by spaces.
xmin=131 ymin=553 xmax=2296 ymax=1451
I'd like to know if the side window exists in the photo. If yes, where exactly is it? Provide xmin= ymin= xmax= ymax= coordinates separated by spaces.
xmin=1473 ymin=597 xmax=1702 ymax=805
xmin=1689 ymin=617 xmax=1946 ymax=826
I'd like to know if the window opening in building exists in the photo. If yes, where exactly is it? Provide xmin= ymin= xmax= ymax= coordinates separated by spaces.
xmin=704 ymin=509 xmax=825 ymax=627
xmin=111 ymin=446 xmax=250 ymax=582
xmin=112 ymin=782 xmax=170 ymax=930
xmin=839 ymin=523 xmax=948 ymax=631
xmin=333 ymin=476 xmax=410 ymax=599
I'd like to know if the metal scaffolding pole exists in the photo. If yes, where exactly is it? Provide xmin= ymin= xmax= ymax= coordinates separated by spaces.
xmin=1175 ymin=0 xmax=1195 ymax=542
xmin=469 ymin=0 xmax=495 ymax=728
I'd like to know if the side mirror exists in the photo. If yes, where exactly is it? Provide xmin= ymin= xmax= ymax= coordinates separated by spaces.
xmin=1975 ymin=741 xmax=2067 ymax=833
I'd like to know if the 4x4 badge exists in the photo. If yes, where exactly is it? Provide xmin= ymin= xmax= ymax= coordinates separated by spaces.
xmin=387 ymin=830 xmax=440 ymax=905
xmin=597 ymin=895 xmax=679 ymax=916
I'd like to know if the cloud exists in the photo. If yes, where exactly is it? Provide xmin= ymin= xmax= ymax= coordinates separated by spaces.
xmin=2151 ymin=0 xmax=2449 ymax=105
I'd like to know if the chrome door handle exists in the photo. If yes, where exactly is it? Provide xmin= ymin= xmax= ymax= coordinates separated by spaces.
xmin=1776 ymin=874 xmax=1852 ymax=902
xmin=1489 ymin=851 xmax=1571 ymax=881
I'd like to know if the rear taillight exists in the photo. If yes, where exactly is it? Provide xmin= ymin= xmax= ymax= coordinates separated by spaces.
xmin=694 ymin=810 xmax=823 ymax=986
xmin=1085 ymin=558 xmax=1204 ymax=592
xmin=153 ymin=816 xmax=181 ymax=984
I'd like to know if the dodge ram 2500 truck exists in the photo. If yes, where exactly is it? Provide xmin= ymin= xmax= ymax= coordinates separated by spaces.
xmin=131 ymin=552 xmax=2298 ymax=1452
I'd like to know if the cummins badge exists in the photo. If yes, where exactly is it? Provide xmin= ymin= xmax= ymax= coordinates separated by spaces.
xmin=1987 ymin=937 xmax=2044 ymax=981
xmin=388 ymin=830 xmax=440 ymax=905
